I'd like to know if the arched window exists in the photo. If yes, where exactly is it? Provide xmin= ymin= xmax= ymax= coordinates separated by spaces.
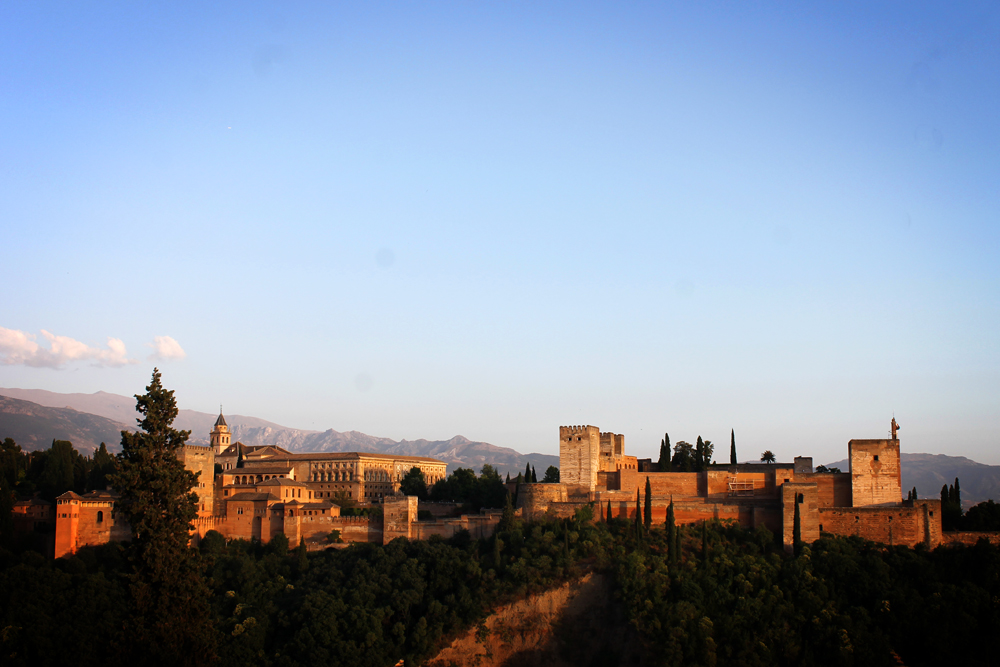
xmin=97 ymin=510 xmax=104 ymax=523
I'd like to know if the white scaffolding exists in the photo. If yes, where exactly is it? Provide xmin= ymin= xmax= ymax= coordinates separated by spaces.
xmin=728 ymin=475 xmax=756 ymax=497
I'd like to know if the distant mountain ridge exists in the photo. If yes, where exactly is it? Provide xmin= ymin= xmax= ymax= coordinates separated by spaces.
xmin=0 ymin=388 xmax=557 ymax=477
xmin=0 ymin=395 xmax=129 ymax=455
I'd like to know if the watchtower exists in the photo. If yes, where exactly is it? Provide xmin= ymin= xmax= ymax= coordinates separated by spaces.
xmin=559 ymin=425 xmax=600 ymax=493
xmin=848 ymin=438 xmax=902 ymax=507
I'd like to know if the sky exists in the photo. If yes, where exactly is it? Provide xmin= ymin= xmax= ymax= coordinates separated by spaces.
xmin=1 ymin=2 xmax=998 ymax=466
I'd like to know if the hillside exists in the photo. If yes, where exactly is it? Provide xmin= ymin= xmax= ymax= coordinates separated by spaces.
xmin=0 ymin=389 xmax=557 ymax=477
xmin=826 ymin=453 xmax=1000 ymax=505
xmin=0 ymin=395 xmax=129 ymax=455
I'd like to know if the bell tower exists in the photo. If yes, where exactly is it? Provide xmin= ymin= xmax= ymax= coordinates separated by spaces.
xmin=210 ymin=410 xmax=231 ymax=455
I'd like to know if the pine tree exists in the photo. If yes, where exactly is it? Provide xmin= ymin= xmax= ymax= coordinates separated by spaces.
xmin=644 ymin=477 xmax=652 ymax=531
xmin=730 ymin=429 xmax=737 ymax=465
xmin=110 ymin=369 xmax=217 ymax=665
xmin=531 ymin=465 xmax=537 ymax=483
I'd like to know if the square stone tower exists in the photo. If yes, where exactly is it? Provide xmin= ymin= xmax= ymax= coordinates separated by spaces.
xmin=849 ymin=439 xmax=902 ymax=507
xmin=560 ymin=425 xmax=600 ymax=493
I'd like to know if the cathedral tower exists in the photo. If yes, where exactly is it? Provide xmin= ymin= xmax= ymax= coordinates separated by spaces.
xmin=210 ymin=411 xmax=231 ymax=455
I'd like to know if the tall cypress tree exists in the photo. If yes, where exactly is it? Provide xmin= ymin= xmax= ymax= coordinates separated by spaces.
xmin=524 ymin=462 xmax=531 ymax=482
xmin=730 ymin=429 xmax=737 ymax=465
xmin=666 ymin=497 xmax=677 ymax=565
xmin=954 ymin=477 xmax=961 ymax=507
xmin=110 ymin=369 xmax=217 ymax=665
xmin=606 ymin=499 xmax=612 ymax=523
xmin=793 ymin=498 xmax=802 ymax=555
xmin=695 ymin=436 xmax=705 ymax=472
xmin=644 ymin=477 xmax=652 ymax=531
xmin=531 ymin=465 xmax=537 ymax=483
xmin=634 ymin=488 xmax=643 ymax=539
xmin=664 ymin=433 xmax=673 ymax=472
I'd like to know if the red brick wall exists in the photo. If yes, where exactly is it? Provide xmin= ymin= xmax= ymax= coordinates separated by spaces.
xmin=792 ymin=473 xmax=852 ymax=507
xmin=619 ymin=471 xmax=701 ymax=498
xmin=817 ymin=499 xmax=940 ymax=547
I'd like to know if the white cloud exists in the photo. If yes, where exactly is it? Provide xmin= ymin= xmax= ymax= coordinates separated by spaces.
xmin=147 ymin=335 xmax=186 ymax=361
xmin=0 ymin=326 xmax=137 ymax=368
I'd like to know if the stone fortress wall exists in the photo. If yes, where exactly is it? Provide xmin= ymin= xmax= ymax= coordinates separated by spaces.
xmin=519 ymin=421 xmax=943 ymax=552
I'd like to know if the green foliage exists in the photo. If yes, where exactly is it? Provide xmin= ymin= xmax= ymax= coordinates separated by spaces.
xmin=428 ymin=465 xmax=506 ymax=510
xmin=672 ymin=441 xmax=695 ymax=472
xmin=942 ymin=480 xmax=963 ymax=530
xmin=963 ymin=500 xmax=1000 ymax=531
xmin=542 ymin=465 xmax=559 ymax=483
xmin=109 ymin=369 xmax=216 ymax=665
xmin=88 ymin=442 xmax=115 ymax=491
xmin=643 ymin=477 xmax=652 ymax=531
xmin=399 ymin=466 xmax=428 ymax=499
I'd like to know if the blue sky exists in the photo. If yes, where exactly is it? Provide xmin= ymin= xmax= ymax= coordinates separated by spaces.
xmin=1 ymin=2 xmax=998 ymax=465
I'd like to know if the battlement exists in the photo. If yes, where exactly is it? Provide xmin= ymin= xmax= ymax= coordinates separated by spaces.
xmin=560 ymin=425 xmax=598 ymax=435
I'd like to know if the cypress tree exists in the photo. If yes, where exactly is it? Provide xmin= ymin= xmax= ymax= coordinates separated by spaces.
xmin=793 ymin=498 xmax=802 ymax=556
xmin=666 ymin=497 xmax=677 ymax=565
xmin=695 ymin=436 xmax=704 ymax=472
xmin=664 ymin=433 xmax=673 ymax=472
xmin=730 ymin=429 xmax=737 ymax=465
xmin=606 ymin=499 xmax=612 ymax=523
xmin=236 ymin=445 xmax=244 ymax=468
xmin=644 ymin=477 xmax=652 ymax=531
xmin=524 ymin=462 xmax=531 ymax=482
xmin=531 ymin=465 xmax=537 ymax=483
xmin=110 ymin=369 xmax=216 ymax=665
xmin=499 ymin=491 xmax=515 ymax=532
xmin=634 ymin=488 xmax=642 ymax=538
xmin=505 ymin=472 xmax=510 ymax=483
xmin=941 ymin=484 xmax=949 ymax=505
xmin=954 ymin=477 xmax=961 ymax=507
xmin=296 ymin=537 xmax=309 ymax=572
xmin=912 ymin=486 xmax=917 ymax=501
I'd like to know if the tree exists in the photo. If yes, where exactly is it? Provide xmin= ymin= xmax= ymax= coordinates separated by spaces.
xmin=634 ymin=488 xmax=643 ymax=540
xmin=542 ymin=466 xmax=560 ymax=483
xmin=498 ymin=491 xmax=515 ymax=533
xmin=505 ymin=472 xmax=510 ymax=483
xmin=0 ymin=477 xmax=13 ymax=548
xmin=793 ymin=497 xmax=802 ymax=556
xmin=695 ymin=437 xmax=704 ymax=472
xmin=400 ymin=466 xmax=428 ymax=499
xmin=524 ymin=462 xmax=531 ymax=482
xmin=89 ymin=442 xmax=115 ymax=490
xmin=730 ymin=429 xmax=737 ymax=465
xmin=702 ymin=438 xmax=714 ymax=468
xmin=658 ymin=435 xmax=670 ymax=471
xmin=109 ymin=368 xmax=217 ymax=665
xmin=644 ymin=477 xmax=652 ymax=531
xmin=606 ymin=499 xmax=612 ymax=523
xmin=39 ymin=439 xmax=77 ymax=500
xmin=911 ymin=486 xmax=918 ymax=500
xmin=666 ymin=497 xmax=677 ymax=565
xmin=531 ymin=465 xmax=537 ymax=483
xmin=672 ymin=441 xmax=695 ymax=472
xmin=760 ymin=450 xmax=776 ymax=464
xmin=954 ymin=477 xmax=961 ymax=507
xmin=236 ymin=444 xmax=244 ymax=468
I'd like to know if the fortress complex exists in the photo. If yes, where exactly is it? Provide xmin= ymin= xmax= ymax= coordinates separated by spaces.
xmin=54 ymin=411 xmax=455 ymax=557
xmin=521 ymin=420 xmax=942 ymax=551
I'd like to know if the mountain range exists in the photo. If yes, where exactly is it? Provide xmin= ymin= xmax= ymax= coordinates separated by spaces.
xmin=2 ymin=387 xmax=998 ymax=502
xmin=0 ymin=388 xmax=557 ymax=479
